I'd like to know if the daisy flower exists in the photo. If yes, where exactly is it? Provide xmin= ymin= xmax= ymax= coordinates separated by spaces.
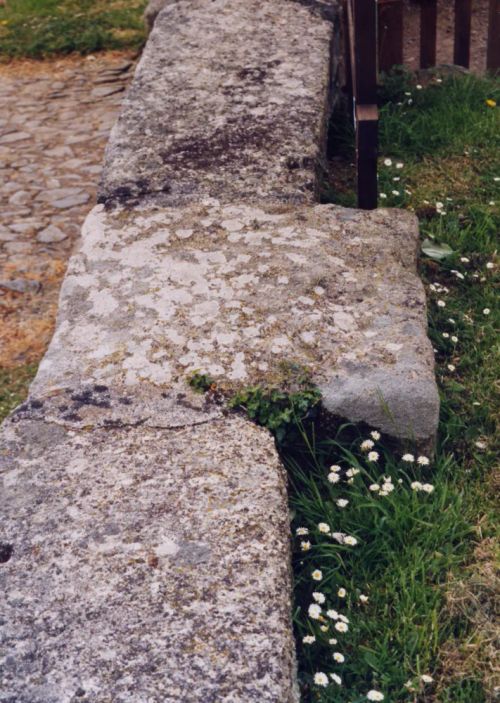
xmin=308 ymin=603 xmax=322 ymax=619
xmin=313 ymin=672 xmax=329 ymax=687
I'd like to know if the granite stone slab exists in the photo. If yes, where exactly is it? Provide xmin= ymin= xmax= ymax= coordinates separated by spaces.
xmin=99 ymin=0 xmax=338 ymax=207
xmin=0 ymin=407 xmax=298 ymax=703
xmin=32 ymin=202 xmax=438 ymax=445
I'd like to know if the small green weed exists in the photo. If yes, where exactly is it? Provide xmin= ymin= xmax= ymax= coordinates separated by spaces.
xmin=187 ymin=372 xmax=215 ymax=394
xmin=229 ymin=384 xmax=321 ymax=444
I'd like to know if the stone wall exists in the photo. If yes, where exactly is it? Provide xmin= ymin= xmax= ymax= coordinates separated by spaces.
xmin=0 ymin=1 xmax=439 ymax=701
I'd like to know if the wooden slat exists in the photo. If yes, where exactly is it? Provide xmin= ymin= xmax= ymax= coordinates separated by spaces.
xmin=355 ymin=104 xmax=379 ymax=210
xmin=346 ymin=0 xmax=357 ymax=104
xmin=487 ymin=0 xmax=500 ymax=73
xmin=420 ymin=0 xmax=438 ymax=69
xmin=352 ymin=0 xmax=378 ymax=104
xmin=342 ymin=0 xmax=353 ymax=100
xmin=454 ymin=0 xmax=472 ymax=67
xmin=378 ymin=0 xmax=404 ymax=73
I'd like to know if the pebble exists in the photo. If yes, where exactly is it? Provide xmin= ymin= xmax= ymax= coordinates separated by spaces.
xmin=36 ymin=225 xmax=67 ymax=243
xmin=52 ymin=193 xmax=90 ymax=209
xmin=90 ymin=85 xmax=126 ymax=99
xmin=0 ymin=278 xmax=41 ymax=294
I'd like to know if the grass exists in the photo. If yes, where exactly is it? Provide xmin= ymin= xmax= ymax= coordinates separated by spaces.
xmin=285 ymin=70 xmax=499 ymax=702
xmin=0 ymin=0 xmax=147 ymax=59
xmin=0 ymin=364 xmax=38 ymax=421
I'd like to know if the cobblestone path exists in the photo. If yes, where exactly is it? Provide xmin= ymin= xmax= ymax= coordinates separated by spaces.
xmin=0 ymin=53 xmax=135 ymax=368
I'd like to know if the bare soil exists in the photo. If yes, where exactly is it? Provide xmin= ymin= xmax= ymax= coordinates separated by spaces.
xmin=403 ymin=0 xmax=492 ymax=74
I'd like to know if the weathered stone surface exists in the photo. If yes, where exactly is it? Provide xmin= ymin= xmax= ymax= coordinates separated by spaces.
xmin=144 ymin=0 xmax=168 ymax=31
xmin=0 ymin=402 xmax=298 ymax=703
xmin=100 ymin=0 xmax=338 ymax=207
xmin=33 ymin=202 xmax=438 ymax=444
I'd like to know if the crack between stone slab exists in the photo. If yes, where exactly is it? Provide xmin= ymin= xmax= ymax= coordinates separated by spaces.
xmin=8 ymin=412 xmax=226 ymax=434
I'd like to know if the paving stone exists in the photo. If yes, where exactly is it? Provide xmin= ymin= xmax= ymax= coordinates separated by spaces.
xmin=91 ymin=85 xmax=126 ymax=99
xmin=37 ymin=187 xmax=83 ymax=203
xmin=0 ymin=131 xmax=30 ymax=143
xmin=36 ymin=225 xmax=67 ymax=243
xmin=8 ymin=190 xmax=32 ymax=206
xmin=3 ymin=241 xmax=32 ymax=254
xmin=45 ymin=145 xmax=74 ymax=158
xmin=9 ymin=222 xmax=44 ymax=235
xmin=52 ymin=192 xmax=90 ymax=209
xmin=0 ymin=278 xmax=41 ymax=294
xmin=0 ymin=228 xmax=18 ymax=242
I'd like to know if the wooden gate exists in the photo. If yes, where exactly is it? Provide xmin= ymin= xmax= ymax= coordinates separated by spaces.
xmin=344 ymin=0 xmax=500 ymax=210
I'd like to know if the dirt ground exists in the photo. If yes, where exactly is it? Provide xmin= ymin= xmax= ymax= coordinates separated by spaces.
xmin=403 ymin=0 xmax=492 ymax=74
